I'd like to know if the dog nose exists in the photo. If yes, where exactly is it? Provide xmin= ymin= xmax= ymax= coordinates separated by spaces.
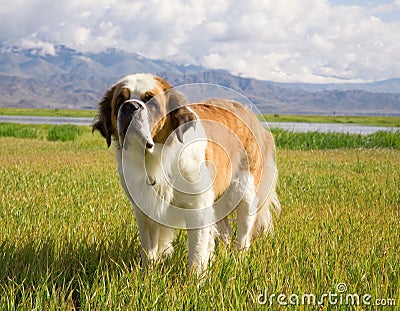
xmin=118 ymin=100 xmax=145 ymax=144
xmin=120 ymin=100 xmax=143 ymax=115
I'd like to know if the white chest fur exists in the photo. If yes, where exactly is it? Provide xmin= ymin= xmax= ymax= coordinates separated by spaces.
xmin=118 ymin=120 xmax=216 ymax=228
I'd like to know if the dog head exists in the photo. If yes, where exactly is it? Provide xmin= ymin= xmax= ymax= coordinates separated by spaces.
xmin=93 ymin=74 xmax=197 ymax=150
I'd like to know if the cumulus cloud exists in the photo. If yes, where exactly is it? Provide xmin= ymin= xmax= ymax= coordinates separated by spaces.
xmin=0 ymin=0 xmax=399 ymax=83
xmin=18 ymin=37 xmax=56 ymax=56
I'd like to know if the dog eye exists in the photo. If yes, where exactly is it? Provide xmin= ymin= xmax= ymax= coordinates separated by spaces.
xmin=142 ymin=92 xmax=154 ymax=102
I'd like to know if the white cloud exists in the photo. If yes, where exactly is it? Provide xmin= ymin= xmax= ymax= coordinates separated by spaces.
xmin=18 ymin=37 xmax=56 ymax=56
xmin=0 ymin=0 xmax=399 ymax=83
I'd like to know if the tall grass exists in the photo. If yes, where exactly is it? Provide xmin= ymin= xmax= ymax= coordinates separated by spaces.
xmin=0 ymin=131 xmax=399 ymax=309
xmin=272 ymin=128 xmax=400 ymax=150
xmin=0 ymin=123 xmax=38 ymax=139
xmin=1 ymin=123 xmax=399 ymax=150
xmin=47 ymin=125 xmax=83 ymax=142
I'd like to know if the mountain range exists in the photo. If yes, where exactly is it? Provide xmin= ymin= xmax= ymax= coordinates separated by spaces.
xmin=1 ymin=44 xmax=399 ymax=115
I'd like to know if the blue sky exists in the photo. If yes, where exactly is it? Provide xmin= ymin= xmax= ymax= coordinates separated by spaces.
xmin=0 ymin=0 xmax=399 ymax=83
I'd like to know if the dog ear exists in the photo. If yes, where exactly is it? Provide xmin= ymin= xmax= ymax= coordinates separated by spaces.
xmin=168 ymin=91 xmax=197 ymax=143
xmin=93 ymin=87 xmax=115 ymax=147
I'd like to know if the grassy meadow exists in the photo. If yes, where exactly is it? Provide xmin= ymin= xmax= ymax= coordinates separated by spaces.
xmin=0 ymin=125 xmax=399 ymax=310
xmin=0 ymin=108 xmax=96 ymax=118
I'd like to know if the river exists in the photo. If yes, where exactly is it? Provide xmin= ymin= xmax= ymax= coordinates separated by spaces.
xmin=0 ymin=115 xmax=397 ymax=135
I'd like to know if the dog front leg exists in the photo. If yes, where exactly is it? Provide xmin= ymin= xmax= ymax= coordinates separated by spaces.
xmin=134 ymin=208 xmax=160 ymax=267
xmin=187 ymin=226 xmax=215 ymax=274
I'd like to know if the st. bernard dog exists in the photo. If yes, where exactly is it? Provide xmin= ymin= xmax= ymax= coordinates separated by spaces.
xmin=93 ymin=73 xmax=280 ymax=273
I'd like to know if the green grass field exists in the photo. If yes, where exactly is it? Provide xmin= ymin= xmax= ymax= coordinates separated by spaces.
xmin=0 ymin=108 xmax=96 ymax=118
xmin=0 ymin=127 xmax=399 ymax=310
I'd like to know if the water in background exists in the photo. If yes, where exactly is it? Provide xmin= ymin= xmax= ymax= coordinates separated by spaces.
xmin=0 ymin=115 xmax=397 ymax=135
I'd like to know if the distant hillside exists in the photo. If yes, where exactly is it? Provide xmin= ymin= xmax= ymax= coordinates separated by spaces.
xmin=0 ymin=44 xmax=399 ymax=115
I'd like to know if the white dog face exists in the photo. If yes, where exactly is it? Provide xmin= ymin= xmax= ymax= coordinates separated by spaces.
xmin=93 ymin=73 xmax=196 ymax=151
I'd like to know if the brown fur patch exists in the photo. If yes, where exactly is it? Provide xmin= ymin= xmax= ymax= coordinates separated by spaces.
xmin=190 ymin=99 xmax=273 ymax=198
